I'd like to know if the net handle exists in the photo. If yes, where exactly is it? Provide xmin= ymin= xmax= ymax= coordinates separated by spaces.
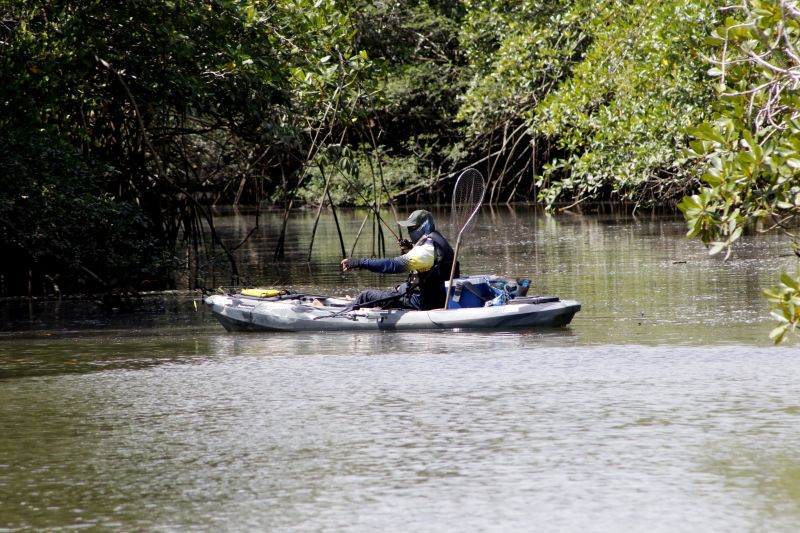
xmin=444 ymin=169 xmax=486 ymax=310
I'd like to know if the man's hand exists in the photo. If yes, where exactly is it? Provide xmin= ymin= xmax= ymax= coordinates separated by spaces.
xmin=340 ymin=258 xmax=360 ymax=272
xmin=399 ymin=239 xmax=413 ymax=254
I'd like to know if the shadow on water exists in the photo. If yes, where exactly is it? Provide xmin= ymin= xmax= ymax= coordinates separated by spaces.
xmin=0 ymin=294 xmax=218 ymax=380
xmin=0 ymin=292 xmax=210 ymax=334
xmin=0 ymin=332 xmax=216 ymax=381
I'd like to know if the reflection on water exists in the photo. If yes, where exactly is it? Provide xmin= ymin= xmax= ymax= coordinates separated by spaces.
xmin=5 ymin=208 xmax=796 ymax=344
xmin=2 ymin=210 xmax=800 ymax=531
xmin=2 ymin=341 xmax=800 ymax=531
xmin=202 ymin=207 xmax=800 ymax=347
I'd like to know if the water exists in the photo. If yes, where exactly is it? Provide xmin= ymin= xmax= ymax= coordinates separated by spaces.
xmin=1 ymin=209 xmax=800 ymax=532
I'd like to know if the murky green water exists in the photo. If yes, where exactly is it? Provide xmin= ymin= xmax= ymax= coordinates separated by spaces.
xmin=2 ymin=209 xmax=799 ymax=531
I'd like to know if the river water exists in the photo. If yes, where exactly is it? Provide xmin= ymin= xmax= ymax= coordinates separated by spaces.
xmin=1 ymin=208 xmax=799 ymax=532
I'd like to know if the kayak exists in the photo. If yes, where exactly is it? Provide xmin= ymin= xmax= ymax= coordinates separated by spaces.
xmin=204 ymin=291 xmax=581 ymax=332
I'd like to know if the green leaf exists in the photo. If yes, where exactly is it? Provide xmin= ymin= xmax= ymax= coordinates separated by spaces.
xmin=764 ymin=288 xmax=784 ymax=301
xmin=769 ymin=323 xmax=790 ymax=343
xmin=709 ymin=241 xmax=727 ymax=255
xmin=729 ymin=225 xmax=743 ymax=244
xmin=688 ymin=123 xmax=726 ymax=144
xmin=771 ymin=311 xmax=790 ymax=324
xmin=701 ymin=171 xmax=723 ymax=187
xmin=677 ymin=195 xmax=705 ymax=217
xmin=780 ymin=273 xmax=799 ymax=290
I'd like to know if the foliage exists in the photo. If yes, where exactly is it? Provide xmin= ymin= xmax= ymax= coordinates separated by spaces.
xmin=536 ymin=0 xmax=720 ymax=206
xmin=0 ymin=0 xmax=383 ymax=292
xmin=349 ymin=0 xmax=468 ymax=192
xmin=677 ymin=0 xmax=800 ymax=342
xmin=0 ymin=133 xmax=162 ymax=295
xmin=0 ymin=0 xmax=302 ymax=291
xmin=458 ymin=0 xmax=581 ymax=134
xmin=5 ymin=0 xmax=792 ymax=297
xmin=269 ymin=0 xmax=471 ymax=208
xmin=454 ymin=0 xmax=588 ymax=202
xmin=298 ymin=144 xmax=426 ymax=206
xmin=457 ymin=0 xmax=721 ymax=206
xmin=764 ymin=273 xmax=800 ymax=344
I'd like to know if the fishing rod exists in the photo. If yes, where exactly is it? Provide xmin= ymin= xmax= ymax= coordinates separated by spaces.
xmin=333 ymin=167 xmax=407 ymax=246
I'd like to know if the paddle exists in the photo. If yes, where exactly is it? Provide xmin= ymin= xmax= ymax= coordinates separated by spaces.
xmin=444 ymin=168 xmax=486 ymax=310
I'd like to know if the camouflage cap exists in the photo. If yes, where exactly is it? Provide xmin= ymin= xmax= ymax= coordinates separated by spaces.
xmin=397 ymin=209 xmax=430 ymax=227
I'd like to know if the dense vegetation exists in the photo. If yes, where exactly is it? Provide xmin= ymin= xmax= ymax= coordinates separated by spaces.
xmin=1 ymin=0 xmax=798 ymax=341
xmin=677 ymin=0 xmax=800 ymax=342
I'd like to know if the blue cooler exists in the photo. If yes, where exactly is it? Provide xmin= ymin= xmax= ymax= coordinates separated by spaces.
xmin=445 ymin=276 xmax=496 ymax=308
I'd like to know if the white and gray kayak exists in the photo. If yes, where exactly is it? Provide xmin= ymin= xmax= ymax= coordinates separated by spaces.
xmin=205 ymin=292 xmax=581 ymax=332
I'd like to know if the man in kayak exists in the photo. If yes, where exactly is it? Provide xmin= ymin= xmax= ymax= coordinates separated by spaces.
xmin=340 ymin=209 xmax=458 ymax=310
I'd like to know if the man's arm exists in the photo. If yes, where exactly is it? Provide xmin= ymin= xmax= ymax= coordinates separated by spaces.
xmin=341 ymin=240 xmax=435 ymax=273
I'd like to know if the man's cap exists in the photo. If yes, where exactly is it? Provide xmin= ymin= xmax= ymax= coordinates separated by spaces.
xmin=397 ymin=209 xmax=430 ymax=227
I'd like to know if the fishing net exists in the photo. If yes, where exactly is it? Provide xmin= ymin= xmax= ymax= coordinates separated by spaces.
xmin=450 ymin=168 xmax=486 ymax=237
xmin=444 ymin=168 xmax=486 ymax=309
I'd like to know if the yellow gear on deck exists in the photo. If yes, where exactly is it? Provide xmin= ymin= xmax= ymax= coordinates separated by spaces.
xmin=240 ymin=288 xmax=283 ymax=298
